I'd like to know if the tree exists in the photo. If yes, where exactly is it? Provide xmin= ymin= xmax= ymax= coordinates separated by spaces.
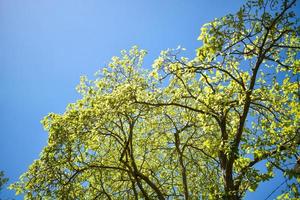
xmin=10 ymin=0 xmax=299 ymax=199
xmin=0 ymin=171 xmax=8 ymax=193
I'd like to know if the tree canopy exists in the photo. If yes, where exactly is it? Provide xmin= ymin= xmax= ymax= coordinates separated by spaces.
xmin=10 ymin=0 xmax=299 ymax=199
xmin=0 ymin=171 xmax=8 ymax=193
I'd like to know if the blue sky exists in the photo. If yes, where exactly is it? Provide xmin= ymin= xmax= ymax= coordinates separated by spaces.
xmin=0 ymin=0 xmax=293 ymax=199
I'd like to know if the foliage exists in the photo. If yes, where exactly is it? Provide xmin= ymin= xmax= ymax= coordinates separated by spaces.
xmin=10 ymin=0 xmax=299 ymax=199
xmin=0 ymin=171 xmax=9 ymax=192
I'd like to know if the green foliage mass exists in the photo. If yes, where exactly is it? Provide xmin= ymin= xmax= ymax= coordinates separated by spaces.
xmin=10 ymin=0 xmax=300 ymax=199
xmin=0 ymin=171 xmax=9 ymax=192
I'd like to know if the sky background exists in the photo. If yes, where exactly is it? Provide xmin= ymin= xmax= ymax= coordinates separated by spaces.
xmin=0 ymin=0 xmax=296 ymax=199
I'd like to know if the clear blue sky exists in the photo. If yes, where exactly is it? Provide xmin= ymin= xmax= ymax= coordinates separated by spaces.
xmin=0 ymin=0 xmax=292 ymax=199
